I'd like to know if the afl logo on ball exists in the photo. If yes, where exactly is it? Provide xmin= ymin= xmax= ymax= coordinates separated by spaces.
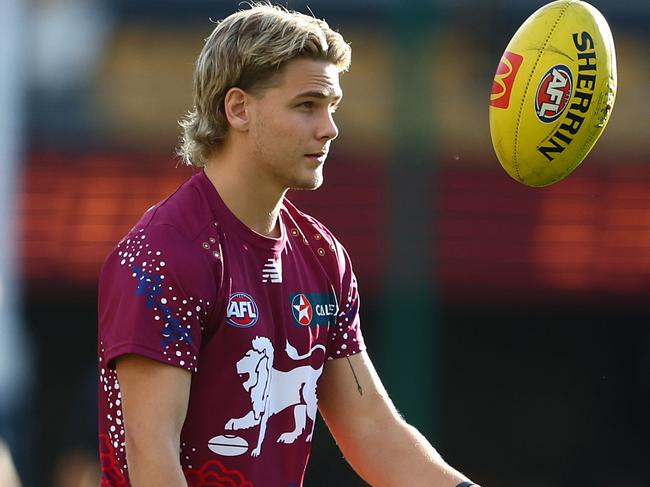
xmin=291 ymin=294 xmax=313 ymax=326
xmin=535 ymin=64 xmax=573 ymax=123
xmin=226 ymin=292 xmax=259 ymax=328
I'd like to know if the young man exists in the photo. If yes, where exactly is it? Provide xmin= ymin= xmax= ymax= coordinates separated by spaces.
xmin=97 ymin=4 xmax=481 ymax=486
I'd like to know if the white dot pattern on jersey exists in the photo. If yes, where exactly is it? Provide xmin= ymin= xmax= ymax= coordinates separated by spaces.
xmin=116 ymin=230 xmax=207 ymax=372
xmin=329 ymin=282 xmax=360 ymax=359
xmin=99 ymin=342 xmax=128 ymax=472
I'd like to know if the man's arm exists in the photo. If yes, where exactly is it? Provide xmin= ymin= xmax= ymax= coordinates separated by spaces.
xmin=318 ymin=351 xmax=478 ymax=487
xmin=115 ymin=354 xmax=191 ymax=487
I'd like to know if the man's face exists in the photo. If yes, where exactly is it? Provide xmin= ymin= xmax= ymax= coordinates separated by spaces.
xmin=247 ymin=58 xmax=342 ymax=191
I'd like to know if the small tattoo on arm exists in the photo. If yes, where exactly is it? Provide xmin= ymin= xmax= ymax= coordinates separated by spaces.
xmin=345 ymin=356 xmax=363 ymax=396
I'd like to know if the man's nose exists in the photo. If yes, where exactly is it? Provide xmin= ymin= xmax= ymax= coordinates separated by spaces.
xmin=318 ymin=111 xmax=339 ymax=141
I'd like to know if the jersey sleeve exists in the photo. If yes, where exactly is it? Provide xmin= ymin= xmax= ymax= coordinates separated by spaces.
xmin=327 ymin=240 xmax=366 ymax=360
xmin=98 ymin=224 xmax=218 ymax=372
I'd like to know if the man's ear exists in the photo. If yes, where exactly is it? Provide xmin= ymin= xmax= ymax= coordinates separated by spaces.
xmin=224 ymin=87 xmax=251 ymax=132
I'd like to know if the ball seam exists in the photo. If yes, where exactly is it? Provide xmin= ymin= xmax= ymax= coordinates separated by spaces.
xmin=513 ymin=0 xmax=574 ymax=182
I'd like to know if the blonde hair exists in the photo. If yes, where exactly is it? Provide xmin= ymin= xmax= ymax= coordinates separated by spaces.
xmin=177 ymin=2 xmax=352 ymax=167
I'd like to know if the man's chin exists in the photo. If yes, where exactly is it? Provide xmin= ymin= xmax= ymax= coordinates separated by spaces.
xmin=290 ymin=173 xmax=324 ymax=191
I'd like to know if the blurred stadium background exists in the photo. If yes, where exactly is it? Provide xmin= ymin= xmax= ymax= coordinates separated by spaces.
xmin=1 ymin=0 xmax=649 ymax=485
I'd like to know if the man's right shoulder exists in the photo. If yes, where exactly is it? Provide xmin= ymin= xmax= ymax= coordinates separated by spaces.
xmin=103 ymin=172 xmax=220 ymax=273
xmin=134 ymin=172 xmax=215 ymax=243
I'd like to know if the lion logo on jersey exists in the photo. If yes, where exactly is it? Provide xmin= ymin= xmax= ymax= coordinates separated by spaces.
xmin=224 ymin=336 xmax=325 ymax=457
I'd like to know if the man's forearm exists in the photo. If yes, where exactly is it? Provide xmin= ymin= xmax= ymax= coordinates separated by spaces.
xmin=126 ymin=442 xmax=187 ymax=487
xmin=342 ymin=416 xmax=475 ymax=487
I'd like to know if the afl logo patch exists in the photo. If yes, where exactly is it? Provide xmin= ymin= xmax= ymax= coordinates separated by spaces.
xmin=226 ymin=292 xmax=259 ymax=328
xmin=535 ymin=64 xmax=573 ymax=123
xmin=291 ymin=294 xmax=313 ymax=326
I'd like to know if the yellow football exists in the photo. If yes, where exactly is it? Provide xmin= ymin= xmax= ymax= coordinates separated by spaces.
xmin=489 ymin=0 xmax=617 ymax=187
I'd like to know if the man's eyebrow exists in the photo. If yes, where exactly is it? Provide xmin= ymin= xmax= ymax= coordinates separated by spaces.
xmin=294 ymin=90 xmax=343 ymax=102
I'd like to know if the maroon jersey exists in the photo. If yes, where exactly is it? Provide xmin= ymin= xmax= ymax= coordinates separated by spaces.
xmin=97 ymin=170 xmax=365 ymax=487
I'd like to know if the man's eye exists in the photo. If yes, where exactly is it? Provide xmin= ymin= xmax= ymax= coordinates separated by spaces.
xmin=299 ymin=101 xmax=315 ymax=109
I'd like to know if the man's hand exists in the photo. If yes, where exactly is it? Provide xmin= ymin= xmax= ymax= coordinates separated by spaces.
xmin=116 ymin=354 xmax=192 ymax=487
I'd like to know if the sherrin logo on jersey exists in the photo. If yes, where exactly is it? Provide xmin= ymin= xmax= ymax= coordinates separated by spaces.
xmin=291 ymin=292 xmax=338 ymax=327
xmin=226 ymin=292 xmax=259 ymax=328
xmin=535 ymin=64 xmax=573 ymax=123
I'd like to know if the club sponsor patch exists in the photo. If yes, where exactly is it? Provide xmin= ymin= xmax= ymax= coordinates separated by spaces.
xmin=226 ymin=292 xmax=259 ymax=328
xmin=290 ymin=292 xmax=338 ymax=327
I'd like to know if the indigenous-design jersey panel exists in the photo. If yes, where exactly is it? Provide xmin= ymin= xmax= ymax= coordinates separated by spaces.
xmin=97 ymin=171 xmax=365 ymax=487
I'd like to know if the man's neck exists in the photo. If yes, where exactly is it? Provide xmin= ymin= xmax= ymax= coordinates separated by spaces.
xmin=203 ymin=151 xmax=286 ymax=239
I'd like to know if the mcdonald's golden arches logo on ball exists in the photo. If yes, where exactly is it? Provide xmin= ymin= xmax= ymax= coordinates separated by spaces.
xmin=490 ymin=51 xmax=523 ymax=110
